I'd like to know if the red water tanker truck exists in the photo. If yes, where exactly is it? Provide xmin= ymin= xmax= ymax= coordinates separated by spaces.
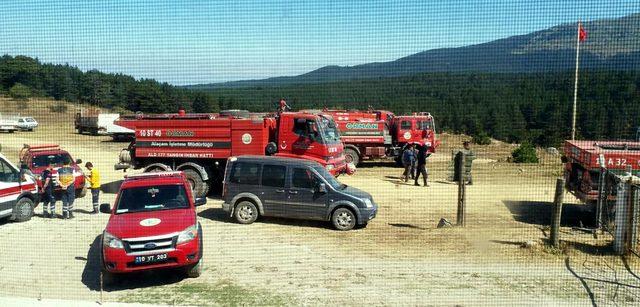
xmin=114 ymin=110 xmax=349 ymax=197
xmin=303 ymin=109 xmax=439 ymax=166
xmin=564 ymin=140 xmax=640 ymax=204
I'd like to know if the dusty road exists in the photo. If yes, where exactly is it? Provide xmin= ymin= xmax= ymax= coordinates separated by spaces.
xmin=0 ymin=98 xmax=638 ymax=306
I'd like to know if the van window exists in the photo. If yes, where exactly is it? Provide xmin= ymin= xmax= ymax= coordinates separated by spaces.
xmin=261 ymin=164 xmax=286 ymax=187
xmin=229 ymin=162 xmax=261 ymax=185
xmin=292 ymin=168 xmax=316 ymax=189
xmin=400 ymin=121 xmax=412 ymax=130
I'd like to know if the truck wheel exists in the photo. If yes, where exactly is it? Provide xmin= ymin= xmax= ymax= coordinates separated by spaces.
xmin=76 ymin=187 xmax=87 ymax=198
xmin=234 ymin=200 xmax=258 ymax=224
xmin=13 ymin=197 xmax=34 ymax=222
xmin=182 ymin=169 xmax=209 ymax=198
xmin=331 ymin=208 xmax=356 ymax=231
xmin=344 ymin=148 xmax=360 ymax=167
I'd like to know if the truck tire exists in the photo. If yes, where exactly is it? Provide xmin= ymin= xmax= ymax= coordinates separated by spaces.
xmin=76 ymin=186 xmax=87 ymax=198
xmin=13 ymin=197 xmax=34 ymax=222
xmin=234 ymin=200 xmax=258 ymax=224
xmin=331 ymin=207 xmax=356 ymax=231
xmin=344 ymin=148 xmax=360 ymax=167
xmin=183 ymin=169 xmax=209 ymax=198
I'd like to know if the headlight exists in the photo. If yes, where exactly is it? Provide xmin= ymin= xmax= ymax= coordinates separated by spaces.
xmin=363 ymin=198 xmax=373 ymax=208
xmin=177 ymin=224 xmax=198 ymax=244
xmin=325 ymin=164 xmax=335 ymax=172
xmin=103 ymin=231 xmax=124 ymax=249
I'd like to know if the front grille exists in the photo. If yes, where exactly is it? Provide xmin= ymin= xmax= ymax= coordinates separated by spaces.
xmin=123 ymin=234 xmax=177 ymax=254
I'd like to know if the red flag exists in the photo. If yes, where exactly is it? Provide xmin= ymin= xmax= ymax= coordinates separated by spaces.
xmin=579 ymin=23 xmax=587 ymax=42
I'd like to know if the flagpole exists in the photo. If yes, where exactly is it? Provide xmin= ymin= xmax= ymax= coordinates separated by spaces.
xmin=571 ymin=21 xmax=581 ymax=140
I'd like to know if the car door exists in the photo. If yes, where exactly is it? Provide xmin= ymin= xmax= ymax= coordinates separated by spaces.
xmin=285 ymin=166 xmax=329 ymax=220
xmin=0 ymin=159 xmax=20 ymax=218
xmin=259 ymin=164 xmax=288 ymax=216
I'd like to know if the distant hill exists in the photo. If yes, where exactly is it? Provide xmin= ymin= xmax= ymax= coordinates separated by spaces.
xmin=187 ymin=13 xmax=640 ymax=89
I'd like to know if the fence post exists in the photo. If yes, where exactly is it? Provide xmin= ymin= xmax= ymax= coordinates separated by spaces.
xmin=596 ymin=154 xmax=606 ymax=230
xmin=550 ymin=177 xmax=565 ymax=247
xmin=613 ymin=179 xmax=631 ymax=255
xmin=456 ymin=152 xmax=466 ymax=226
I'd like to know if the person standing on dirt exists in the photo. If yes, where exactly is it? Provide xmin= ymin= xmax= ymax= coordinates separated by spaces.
xmin=84 ymin=162 xmax=100 ymax=214
xmin=462 ymin=141 xmax=476 ymax=185
xmin=40 ymin=162 xmax=56 ymax=218
xmin=58 ymin=158 xmax=75 ymax=219
xmin=402 ymin=144 xmax=416 ymax=182
xmin=414 ymin=144 xmax=430 ymax=187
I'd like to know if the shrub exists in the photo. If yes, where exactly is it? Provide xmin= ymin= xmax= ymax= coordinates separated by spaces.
xmin=9 ymin=83 xmax=31 ymax=100
xmin=48 ymin=103 xmax=68 ymax=113
xmin=511 ymin=142 xmax=539 ymax=163
xmin=472 ymin=131 xmax=492 ymax=145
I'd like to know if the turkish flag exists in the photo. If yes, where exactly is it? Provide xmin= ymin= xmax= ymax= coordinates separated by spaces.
xmin=579 ymin=23 xmax=587 ymax=42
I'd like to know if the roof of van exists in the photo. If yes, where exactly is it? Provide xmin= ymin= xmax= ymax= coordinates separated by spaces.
xmin=231 ymin=155 xmax=321 ymax=167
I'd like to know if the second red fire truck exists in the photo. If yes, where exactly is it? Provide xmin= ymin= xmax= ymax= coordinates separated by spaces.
xmin=304 ymin=109 xmax=439 ymax=166
xmin=114 ymin=110 xmax=349 ymax=197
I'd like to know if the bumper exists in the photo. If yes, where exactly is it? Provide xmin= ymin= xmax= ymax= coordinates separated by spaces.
xmin=357 ymin=206 xmax=378 ymax=224
xmin=102 ymin=238 xmax=201 ymax=273
xmin=114 ymin=163 xmax=131 ymax=170
xmin=327 ymin=156 xmax=348 ymax=176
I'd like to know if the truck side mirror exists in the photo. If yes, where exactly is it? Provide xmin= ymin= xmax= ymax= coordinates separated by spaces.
xmin=99 ymin=203 xmax=111 ymax=214
xmin=316 ymin=183 xmax=327 ymax=194
xmin=194 ymin=197 xmax=207 ymax=206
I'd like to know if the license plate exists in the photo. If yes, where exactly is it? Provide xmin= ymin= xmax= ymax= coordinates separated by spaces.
xmin=134 ymin=253 xmax=168 ymax=264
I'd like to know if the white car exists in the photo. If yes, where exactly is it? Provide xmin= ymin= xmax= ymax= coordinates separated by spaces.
xmin=16 ymin=117 xmax=38 ymax=131
xmin=0 ymin=152 xmax=39 ymax=222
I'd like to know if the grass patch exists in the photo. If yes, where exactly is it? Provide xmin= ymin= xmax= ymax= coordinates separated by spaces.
xmin=119 ymin=279 xmax=294 ymax=306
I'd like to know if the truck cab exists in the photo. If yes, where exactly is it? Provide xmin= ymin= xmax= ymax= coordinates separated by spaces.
xmin=275 ymin=112 xmax=348 ymax=175
xmin=19 ymin=144 xmax=87 ymax=198
xmin=99 ymin=171 xmax=206 ymax=282
xmin=390 ymin=114 xmax=438 ymax=152
xmin=0 ymin=152 xmax=39 ymax=222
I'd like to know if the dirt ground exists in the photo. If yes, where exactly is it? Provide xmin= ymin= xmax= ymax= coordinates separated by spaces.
xmin=1 ymin=98 xmax=639 ymax=306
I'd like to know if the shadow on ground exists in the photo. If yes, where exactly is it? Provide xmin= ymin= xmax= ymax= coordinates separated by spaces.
xmin=198 ymin=207 xmax=332 ymax=230
xmin=503 ymin=200 xmax=595 ymax=227
xmin=81 ymin=235 xmax=188 ymax=292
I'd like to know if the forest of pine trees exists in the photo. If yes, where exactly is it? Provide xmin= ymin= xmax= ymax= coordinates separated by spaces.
xmin=2 ymin=54 xmax=639 ymax=148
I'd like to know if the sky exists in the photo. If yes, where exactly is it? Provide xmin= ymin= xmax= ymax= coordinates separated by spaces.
xmin=0 ymin=0 xmax=638 ymax=85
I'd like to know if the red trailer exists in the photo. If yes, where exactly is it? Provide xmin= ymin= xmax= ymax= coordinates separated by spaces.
xmin=115 ymin=111 xmax=348 ymax=197
xmin=304 ymin=109 xmax=439 ymax=166
xmin=564 ymin=140 xmax=640 ymax=203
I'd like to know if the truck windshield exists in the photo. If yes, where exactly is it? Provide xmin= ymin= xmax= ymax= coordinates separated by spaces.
xmin=417 ymin=119 xmax=433 ymax=130
xmin=317 ymin=116 xmax=341 ymax=143
xmin=32 ymin=153 xmax=73 ymax=168
xmin=115 ymin=185 xmax=189 ymax=214
xmin=313 ymin=166 xmax=345 ymax=190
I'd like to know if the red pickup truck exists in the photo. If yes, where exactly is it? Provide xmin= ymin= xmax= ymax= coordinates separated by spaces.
xmin=19 ymin=144 xmax=87 ymax=198
xmin=99 ymin=171 xmax=205 ymax=282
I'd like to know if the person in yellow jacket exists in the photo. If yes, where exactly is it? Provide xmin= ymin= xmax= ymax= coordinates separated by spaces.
xmin=84 ymin=162 xmax=101 ymax=214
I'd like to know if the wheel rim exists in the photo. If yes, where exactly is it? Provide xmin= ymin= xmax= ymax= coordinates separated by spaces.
xmin=19 ymin=203 xmax=31 ymax=216
xmin=345 ymin=154 xmax=354 ymax=163
xmin=336 ymin=211 xmax=353 ymax=228
xmin=238 ymin=205 xmax=254 ymax=221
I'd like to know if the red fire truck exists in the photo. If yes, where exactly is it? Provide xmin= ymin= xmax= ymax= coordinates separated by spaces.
xmin=564 ymin=140 xmax=640 ymax=204
xmin=114 ymin=111 xmax=348 ymax=197
xmin=303 ymin=109 xmax=439 ymax=166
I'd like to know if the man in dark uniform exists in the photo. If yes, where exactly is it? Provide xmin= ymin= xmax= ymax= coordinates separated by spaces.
xmin=41 ymin=162 xmax=56 ymax=218
xmin=414 ymin=144 xmax=430 ymax=187
xmin=58 ymin=158 xmax=75 ymax=219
